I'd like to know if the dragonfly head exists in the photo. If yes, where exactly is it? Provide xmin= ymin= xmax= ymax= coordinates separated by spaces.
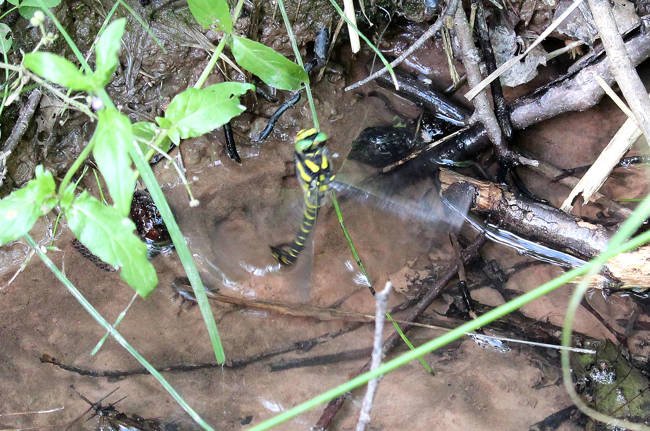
xmin=295 ymin=128 xmax=328 ymax=153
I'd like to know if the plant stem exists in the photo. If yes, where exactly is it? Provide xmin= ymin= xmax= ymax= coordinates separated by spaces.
xmin=24 ymin=234 xmax=216 ymax=431
xmin=275 ymin=0 xmax=319 ymax=130
xmin=193 ymin=0 xmax=245 ymax=89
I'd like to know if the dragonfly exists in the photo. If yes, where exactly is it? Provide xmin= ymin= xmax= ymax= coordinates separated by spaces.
xmin=174 ymin=125 xmax=473 ymax=302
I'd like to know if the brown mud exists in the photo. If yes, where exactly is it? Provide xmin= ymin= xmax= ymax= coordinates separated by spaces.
xmin=1 ymin=2 xmax=649 ymax=430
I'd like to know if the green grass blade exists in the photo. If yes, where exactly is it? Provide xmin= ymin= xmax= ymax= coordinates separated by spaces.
xmin=248 ymin=228 xmax=650 ymax=430
xmin=275 ymin=0 xmax=319 ymax=130
xmin=560 ymin=193 xmax=650 ymax=431
xmin=331 ymin=192 xmax=432 ymax=373
xmin=128 ymin=142 xmax=226 ymax=363
xmin=25 ymin=234 xmax=216 ymax=431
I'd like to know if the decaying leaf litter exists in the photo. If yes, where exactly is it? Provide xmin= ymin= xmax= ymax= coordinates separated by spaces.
xmin=1 ymin=0 xmax=650 ymax=429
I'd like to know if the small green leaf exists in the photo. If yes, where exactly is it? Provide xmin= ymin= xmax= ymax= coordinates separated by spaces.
xmin=65 ymin=192 xmax=158 ymax=297
xmin=93 ymin=18 xmax=126 ymax=87
xmin=133 ymin=121 xmax=171 ymax=156
xmin=161 ymin=82 xmax=253 ymax=143
xmin=187 ymin=0 xmax=232 ymax=33
xmin=0 ymin=165 xmax=56 ymax=245
xmin=23 ymin=52 xmax=92 ymax=91
xmin=230 ymin=35 xmax=308 ymax=91
xmin=7 ymin=0 xmax=60 ymax=19
xmin=0 ymin=23 xmax=13 ymax=54
xmin=91 ymin=109 xmax=137 ymax=217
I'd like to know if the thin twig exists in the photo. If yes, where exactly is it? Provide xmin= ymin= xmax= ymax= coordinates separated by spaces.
xmin=1 ymin=88 xmax=42 ymax=186
xmin=453 ymin=7 xmax=505 ymax=159
xmin=587 ymin=0 xmax=650 ymax=143
xmin=344 ymin=0 xmax=459 ymax=91
xmin=356 ymin=282 xmax=391 ymax=431
xmin=464 ymin=0 xmax=584 ymax=101
xmin=314 ymin=234 xmax=486 ymax=429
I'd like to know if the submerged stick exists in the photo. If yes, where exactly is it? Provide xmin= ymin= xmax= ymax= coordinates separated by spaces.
xmin=356 ymin=283 xmax=391 ymax=431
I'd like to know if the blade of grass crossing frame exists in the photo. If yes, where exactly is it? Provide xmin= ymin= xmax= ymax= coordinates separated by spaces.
xmin=331 ymin=191 xmax=433 ymax=374
xmin=560 ymin=193 xmax=650 ymax=430
xmin=24 ymin=234 xmax=216 ymax=431
xmin=248 ymin=227 xmax=650 ymax=430
xmin=128 ymin=142 xmax=226 ymax=363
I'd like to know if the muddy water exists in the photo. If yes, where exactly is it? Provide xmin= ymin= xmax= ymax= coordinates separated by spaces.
xmin=2 ymin=10 xmax=650 ymax=431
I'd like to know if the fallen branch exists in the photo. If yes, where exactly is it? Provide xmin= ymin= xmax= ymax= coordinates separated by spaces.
xmin=509 ymin=24 xmax=650 ymax=129
xmin=587 ymin=0 xmax=650 ymax=144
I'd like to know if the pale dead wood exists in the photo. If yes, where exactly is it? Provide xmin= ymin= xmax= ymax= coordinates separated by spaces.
xmin=528 ymin=159 xmax=633 ymax=219
xmin=587 ymin=0 xmax=650 ymax=143
xmin=560 ymin=115 xmax=643 ymax=212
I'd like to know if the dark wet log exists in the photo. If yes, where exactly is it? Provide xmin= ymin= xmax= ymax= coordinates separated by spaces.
xmin=372 ymin=26 xmax=650 ymax=170
xmin=439 ymin=169 xmax=611 ymax=259
xmin=529 ymin=405 xmax=582 ymax=431
xmin=376 ymin=68 xmax=471 ymax=128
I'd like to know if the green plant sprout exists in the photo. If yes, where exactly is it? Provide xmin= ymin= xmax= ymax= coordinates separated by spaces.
xmin=0 ymin=0 xmax=313 ymax=428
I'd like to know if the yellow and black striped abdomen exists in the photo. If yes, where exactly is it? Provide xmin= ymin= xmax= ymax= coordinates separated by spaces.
xmin=271 ymin=129 xmax=334 ymax=266
xmin=270 ymin=190 xmax=320 ymax=266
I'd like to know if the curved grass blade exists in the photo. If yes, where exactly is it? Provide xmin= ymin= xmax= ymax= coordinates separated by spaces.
xmin=25 ymin=234 xmax=216 ymax=431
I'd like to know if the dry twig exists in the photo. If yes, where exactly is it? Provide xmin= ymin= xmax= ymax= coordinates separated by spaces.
xmin=344 ymin=0 xmax=460 ymax=91
xmin=356 ymin=283 xmax=391 ymax=431
xmin=587 ymin=0 xmax=650 ymax=143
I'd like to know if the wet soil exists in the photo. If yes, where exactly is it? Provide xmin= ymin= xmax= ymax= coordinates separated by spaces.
xmin=1 ymin=3 xmax=650 ymax=431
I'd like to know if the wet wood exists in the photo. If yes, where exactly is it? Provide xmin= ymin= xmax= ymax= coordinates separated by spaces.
xmin=439 ymin=169 xmax=650 ymax=289
xmin=439 ymin=169 xmax=611 ymax=259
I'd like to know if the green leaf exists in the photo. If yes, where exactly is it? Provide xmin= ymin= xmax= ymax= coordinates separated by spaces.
xmin=23 ymin=52 xmax=92 ymax=91
xmin=187 ymin=0 xmax=231 ymax=33
xmin=161 ymin=82 xmax=253 ymax=144
xmin=0 ymin=165 xmax=56 ymax=245
xmin=65 ymin=192 xmax=157 ymax=297
xmin=133 ymin=121 xmax=171 ymax=155
xmin=0 ymin=23 xmax=12 ymax=54
xmin=7 ymin=0 xmax=60 ymax=19
xmin=230 ymin=35 xmax=308 ymax=91
xmin=93 ymin=18 xmax=126 ymax=87
xmin=91 ymin=109 xmax=137 ymax=217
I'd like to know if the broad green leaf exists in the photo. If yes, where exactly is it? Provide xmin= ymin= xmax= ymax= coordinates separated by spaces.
xmin=0 ymin=23 xmax=12 ymax=54
xmin=0 ymin=165 xmax=56 ymax=245
xmin=91 ymin=109 xmax=137 ymax=217
xmin=65 ymin=192 xmax=157 ymax=296
xmin=23 ymin=52 xmax=92 ymax=91
xmin=133 ymin=121 xmax=171 ymax=156
xmin=230 ymin=35 xmax=308 ymax=91
xmin=7 ymin=0 xmax=60 ymax=19
xmin=187 ymin=0 xmax=231 ymax=33
xmin=160 ymin=82 xmax=253 ymax=145
xmin=93 ymin=18 xmax=126 ymax=87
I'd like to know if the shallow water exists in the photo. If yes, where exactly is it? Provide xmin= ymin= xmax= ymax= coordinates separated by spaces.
xmin=2 ymin=12 xmax=650 ymax=431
